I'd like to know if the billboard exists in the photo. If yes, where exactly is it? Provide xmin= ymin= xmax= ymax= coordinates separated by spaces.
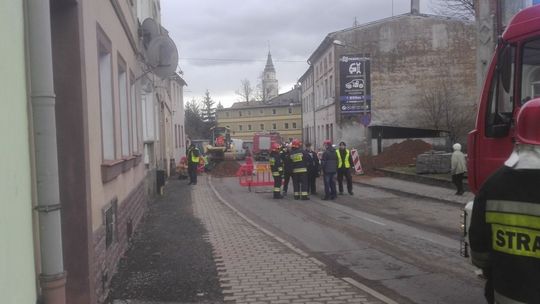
xmin=339 ymin=54 xmax=371 ymax=126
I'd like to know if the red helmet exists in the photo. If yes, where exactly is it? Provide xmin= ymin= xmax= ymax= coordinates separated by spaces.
xmin=323 ymin=139 xmax=332 ymax=146
xmin=516 ymin=98 xmax=540 ymax=145
xmin=291 ymin=139 xmax=301 ymax=148
xmin=271 ymin=142 xmax=280 ymax=151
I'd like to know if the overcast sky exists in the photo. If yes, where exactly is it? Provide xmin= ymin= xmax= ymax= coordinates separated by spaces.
xmin=162 ymin=0 xmax=440 ymax=108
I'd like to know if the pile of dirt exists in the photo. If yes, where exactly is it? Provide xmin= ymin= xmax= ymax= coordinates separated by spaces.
xmin=210 ymin=160 xmax=241 ymax=177
xmin=361 ymin=139 xmax=432 ymax=174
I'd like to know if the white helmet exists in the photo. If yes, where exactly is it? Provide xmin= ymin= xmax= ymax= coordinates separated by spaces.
xmin=453 ymin=143 xmax=462 ymax=151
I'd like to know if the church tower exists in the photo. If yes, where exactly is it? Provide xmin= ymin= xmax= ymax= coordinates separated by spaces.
xmin=262 ymin=52 xmax=278 ymax=101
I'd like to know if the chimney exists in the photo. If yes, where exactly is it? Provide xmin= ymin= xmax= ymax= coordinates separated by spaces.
xmin=411 ymin=0 xmax=420 ymax=14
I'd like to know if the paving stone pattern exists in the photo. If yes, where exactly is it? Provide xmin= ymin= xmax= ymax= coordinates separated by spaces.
xmin=193 ymin=178 xmax=383 ymax=304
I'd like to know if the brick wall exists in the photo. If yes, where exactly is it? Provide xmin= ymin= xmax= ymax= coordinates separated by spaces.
xmin=93 ymin=181 xmax=147 ymax=303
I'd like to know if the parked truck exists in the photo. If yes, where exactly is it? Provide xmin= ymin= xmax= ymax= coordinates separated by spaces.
xmin=252 ymin=132 xmax=281 ymax=161
xmin=461 ymin=4 xmax=540 ymax=259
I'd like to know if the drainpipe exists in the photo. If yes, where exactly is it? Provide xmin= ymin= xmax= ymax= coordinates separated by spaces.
xmin=27 ymin=0 xmax=67 ymax=303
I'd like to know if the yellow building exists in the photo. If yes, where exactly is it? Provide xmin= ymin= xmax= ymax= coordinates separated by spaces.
xmin=216 ymin=88 xmax=302 ymax=142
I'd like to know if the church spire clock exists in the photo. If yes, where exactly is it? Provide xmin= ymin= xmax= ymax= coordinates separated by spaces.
xmin=262 ymin=51 xmax=278 ymax=101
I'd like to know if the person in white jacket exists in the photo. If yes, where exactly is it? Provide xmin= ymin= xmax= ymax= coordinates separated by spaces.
xmin=451 ymin=143 xmax=467 ymax=195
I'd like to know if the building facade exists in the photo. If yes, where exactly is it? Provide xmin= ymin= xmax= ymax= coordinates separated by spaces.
xmin=0 ymin=2 xmax=37 ymax=303
xmin=216 ymin=88 xmax=302 ymax=142
xmin=171 ymin=74 xmax=188 ymax=169
xmin=48 ymin=0 xmax=182 ymax=302
xmin=301 ymin=6 xmax=476 ymax=153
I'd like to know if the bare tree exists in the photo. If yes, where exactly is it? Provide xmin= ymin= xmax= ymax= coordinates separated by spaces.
xmin=432 ymin=0 xmax=475 ymax=20
xmin=235 ymin=79 xmax=254 ymax=103
xmin=254 ymin=82 xmax=264 ymax=102
xmin=416 ymin=82 xmax=477 ymax=144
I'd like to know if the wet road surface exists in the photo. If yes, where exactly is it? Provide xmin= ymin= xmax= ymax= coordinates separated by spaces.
xmin=210 ymin=176 xmax=485 ymax=304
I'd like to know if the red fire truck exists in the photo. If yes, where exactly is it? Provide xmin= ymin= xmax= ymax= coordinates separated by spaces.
xmin=462 ymin=4 xmax=540 ymax=257
xmin=252 ymin=132 xmax=281 ymax=161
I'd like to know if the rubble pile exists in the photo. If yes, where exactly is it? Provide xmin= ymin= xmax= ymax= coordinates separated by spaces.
xmin=361 ymin=139 xmax=432 ymax=174
xmin=210 ymin=160 xmax=241 ymax=177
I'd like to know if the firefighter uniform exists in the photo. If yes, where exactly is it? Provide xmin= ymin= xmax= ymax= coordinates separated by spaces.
xmin=469 ymin=97 xmax=540 ymax=304
xmin=470 ymin=166 xmax=540 ymax=304
xmin=269 ymin=149 xmax=283 ymax=199
xmin=290 ymin=146 xmax=309 ymax=200
xmin=281 ymin=146 xmax=292 ymax=196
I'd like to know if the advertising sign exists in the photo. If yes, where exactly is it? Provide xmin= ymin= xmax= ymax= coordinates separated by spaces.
xmin=339 ymin=54 xmax=371 ymax=126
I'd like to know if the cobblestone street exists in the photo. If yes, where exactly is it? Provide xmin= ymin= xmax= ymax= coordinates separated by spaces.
xmin=194 ymin=177 xmax=386 ymax=304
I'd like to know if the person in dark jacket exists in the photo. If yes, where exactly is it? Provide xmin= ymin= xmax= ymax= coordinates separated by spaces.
xmin=280 ymin=143 xmax=292 ymax=196
xmin=469 ymin=99 xmax=540 ymax=304
xmin=269 ymin=142 xmax=283 ymax=199
xmin=289 ymin=139 xmax=309 ymax=200
xmin=337 ymin=141 xmax=354 ymax=195
xmin=320 ymin=140 xmax=337 ymax=200
xmin=187 ymin=143 xmax=200 ymax=185
xmin=304 ymin=142 xmax=320 ymax=195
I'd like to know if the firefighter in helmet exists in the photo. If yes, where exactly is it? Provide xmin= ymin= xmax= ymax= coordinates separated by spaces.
xmin=269 ymin=142 xmax=283 ymax=199
xmin=280 ymin=142 xmax=292 ymax=196
xmin=289 ymin=139 xmax=309 ymax=200
xmin=469 ymin=98 xmax=540 ymax=304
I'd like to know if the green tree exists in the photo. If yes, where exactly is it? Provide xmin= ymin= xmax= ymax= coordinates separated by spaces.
xmin=185 ymin=98 xmax=205 ymax=139
xmin=201 ymin=90 xmax=216 ymax=123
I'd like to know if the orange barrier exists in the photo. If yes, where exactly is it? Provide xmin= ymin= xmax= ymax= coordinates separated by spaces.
xmin=236 ymin=163 xmax=274 ymax=191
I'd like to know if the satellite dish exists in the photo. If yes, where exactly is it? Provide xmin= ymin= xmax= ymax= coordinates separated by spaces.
xmin=147 ymin=35 xmax=179 ymax=78
xmin=141 ymin=18 xmax=160 ymax=49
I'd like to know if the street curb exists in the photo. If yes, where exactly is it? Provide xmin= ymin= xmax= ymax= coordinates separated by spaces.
xmin=207 ymin=175 xmax=397 ymax=304
xmin=352 ymin=179 xmax=468 ymax=207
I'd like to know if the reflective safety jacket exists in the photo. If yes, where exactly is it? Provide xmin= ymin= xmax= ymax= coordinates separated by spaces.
xmin=337 ymin=149 xmax=352 ymax=169
xmin=469 ymin=166 xmax=540 ymax=304
xmin=188 ymin=147 xmax=200 ymax=164
xmin=289 ymin=148 xmax=307 ymax=174
xmin=269 ymin=151 xmax=283 ymax=176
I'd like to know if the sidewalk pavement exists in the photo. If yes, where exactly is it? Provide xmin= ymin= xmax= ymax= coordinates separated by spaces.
xmin=352 ymin=175 xmax=474 ymax=206
xmin=111 ymin=175 xmax=393 ymax=304
xmin=197 ymin=176 xmax=390 ymax=304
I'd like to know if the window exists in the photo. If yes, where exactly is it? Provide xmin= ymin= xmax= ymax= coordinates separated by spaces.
xmin=293 ymin=122 xmax=297 ymax=129
xmin=486 ymin=44 xmax=515 ymax=137
xmin=98 ymin=32 xmax=115 ymax=160
xmin=260 ymin=109 xmax=263 ymax=114
xmin=521 ymin=39 xmax=540 ymax=102
xmin=130 ymin=76 xmax=138 ymax=153
xmin=226 ymin=112 xmax=230 ymax=117
xmin=175 ymin=125 xmax=178 ymax=148
xmin=288 ymin=107 xmax=292 ymax=114
xmin=272 ymin=123 xmax=276 ymax=129
xmin=180 ymin=125 xmax=184 ymax=148
xmin=324 ymin=79 xmax=328 ymax=98
xmin=285 ymin=123 xmax=289 ymax=129
xmin=248 ymin=124 xmax=252 ymax=131
xmin=330 ymin=75 xmax=334 ymax=97
xmin=239 ymin=111 xmax=242 ymax=117
xmin=272 ymin=109 xmax=276 ymax=115
xmin=248 ymin=110 xmax=251 ymax=116
xmin=239 ymin=125 xmax=243 ymax=131
xmin=118 ymin=60 xmax=130 ymax=157
xmin=260 ymin=124 xmax=264 ymax=130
